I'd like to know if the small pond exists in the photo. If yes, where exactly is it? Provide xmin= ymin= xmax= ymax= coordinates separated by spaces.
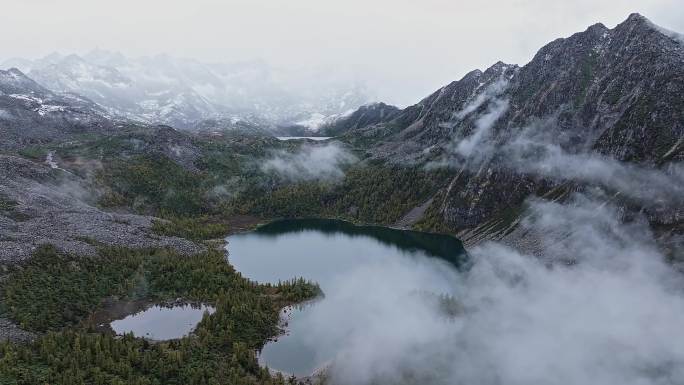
xmin=226 ymin=218 xmax=466 ymax=376
xmin=108 ymin=303 xmax=215 ymax=340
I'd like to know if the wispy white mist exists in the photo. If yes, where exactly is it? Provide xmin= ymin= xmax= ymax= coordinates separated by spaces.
xmin=501 ymin=132 xmax=684 ymax=206
xmin=454 ymin=98 xmax=509 ymax=159
xmin=260 ymin=142 xmax=357 ymax=181
xmin=437 ymin=94 xmax=684 ymax=207
xmin=434 ymin=78 xmax=511 ymax=165
xmin=454 ymin=78 xmax=509 ymax=121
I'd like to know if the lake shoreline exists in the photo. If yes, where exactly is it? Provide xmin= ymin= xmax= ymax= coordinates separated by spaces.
xmin=227 ymin=218 xmax=466 ymax=380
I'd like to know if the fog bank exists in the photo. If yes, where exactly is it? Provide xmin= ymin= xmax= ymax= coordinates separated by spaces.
xmin=307 ymin=193 xmax=684 ymax=385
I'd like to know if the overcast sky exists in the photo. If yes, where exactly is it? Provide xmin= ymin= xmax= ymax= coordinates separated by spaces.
xmin=1 ymin=0 xmax=682 ymax=106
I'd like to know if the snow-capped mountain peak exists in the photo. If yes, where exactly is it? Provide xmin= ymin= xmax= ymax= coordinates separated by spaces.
xmin=1 ymin=51 xmax=373 ymax=130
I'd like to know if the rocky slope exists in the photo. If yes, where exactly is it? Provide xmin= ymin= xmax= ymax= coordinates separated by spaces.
xmin=0 ymin=153 xmax=203 ymax=263
xmin=342 ymin=14 xmax=683 ymax=250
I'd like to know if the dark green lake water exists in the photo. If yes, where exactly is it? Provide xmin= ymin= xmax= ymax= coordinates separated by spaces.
xmin=227 ymin=219 xmax=466 ymax=376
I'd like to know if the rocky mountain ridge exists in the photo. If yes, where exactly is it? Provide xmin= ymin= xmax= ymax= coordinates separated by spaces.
xmin=335 ymin=13 xmax=683 ymax=250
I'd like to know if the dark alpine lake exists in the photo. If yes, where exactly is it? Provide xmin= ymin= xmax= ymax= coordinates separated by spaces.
xmin=226 ymin=218 xmax=466 ymax=376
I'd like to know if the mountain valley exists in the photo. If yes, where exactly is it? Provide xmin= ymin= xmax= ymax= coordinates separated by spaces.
xmin=0 ymin=11 xmax=682 ymax=385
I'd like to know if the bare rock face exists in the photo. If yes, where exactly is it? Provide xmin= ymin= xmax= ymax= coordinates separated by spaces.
xmin=343 ymin=14 xmax=683 ymax=243
xmin=0 ymin=318 xmax=36 ymax=343
xmin=0 ymin=154 xmax=203 ymax=264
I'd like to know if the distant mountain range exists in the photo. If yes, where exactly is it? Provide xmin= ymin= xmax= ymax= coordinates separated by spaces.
xmin=1 ymin=51 xmax=372 ymax=132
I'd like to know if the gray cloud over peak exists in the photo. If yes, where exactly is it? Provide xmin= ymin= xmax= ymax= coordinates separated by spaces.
xmin=1 ymin=1 xmax=681 ymax=106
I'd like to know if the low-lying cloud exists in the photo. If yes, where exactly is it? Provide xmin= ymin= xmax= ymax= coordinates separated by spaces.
xmin=260 ymin=142 xmax=357 ymax=181
xmin=304 ymin=193 xmax=684 ymax=385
